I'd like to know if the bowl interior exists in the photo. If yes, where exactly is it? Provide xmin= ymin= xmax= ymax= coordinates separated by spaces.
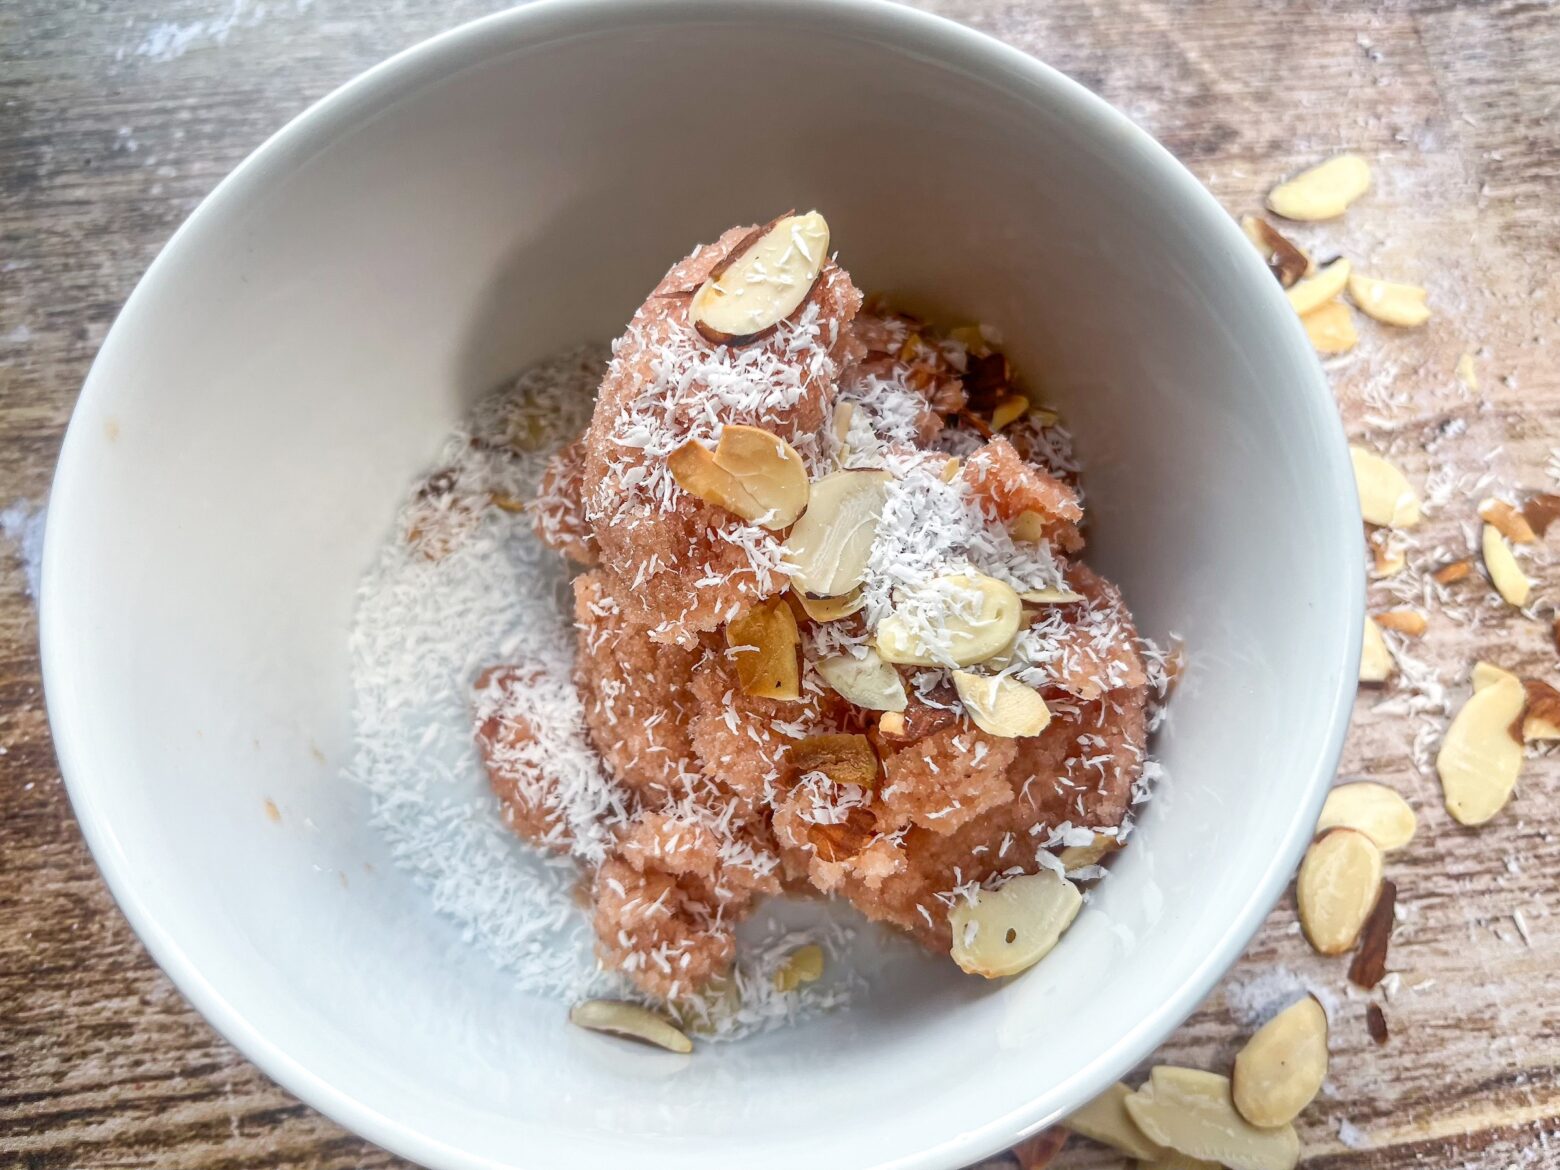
xmin=42 ymin=4 xmax=1360 ymax=1168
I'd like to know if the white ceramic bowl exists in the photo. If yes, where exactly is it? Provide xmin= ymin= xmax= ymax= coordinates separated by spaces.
xmin=41 ymin=2 xmax=1362 ymax=1167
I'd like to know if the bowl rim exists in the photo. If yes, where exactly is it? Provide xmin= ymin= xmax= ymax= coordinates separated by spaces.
xmin=40 ymin=1 xmax=1364 ymax=1167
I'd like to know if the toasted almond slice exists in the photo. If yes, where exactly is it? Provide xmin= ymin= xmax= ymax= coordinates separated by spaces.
xmin=794 ymin=586 xmax=865 ymax=622
xmin=1433 ymin=558 xmax=1473 ymax=585
xmin=875 ymin=573 xmax=1024 ymax=667
xmin=726 ymin=597 xmax=800 ymax=700
xmin=1011 ymin=510 xmax=1049 ymax=543
xmin=1479 ymin=497 xmax=1537 ymax=544
xmin=1297 ymin=827 xmax=1384 ymax=956
xmin=953 ymin=671 xmax=1052 ymax=737
xmin=1472 ymin=660 xmax=1519 ymax=692
xmin=1233 ymin=1000 xmax=1327 ymax=1125
xmin=1125 ymin=1067 xmax=1300 ymax=1170
xmin=1438 ymin=672 xmax=1525 ymax=824
xmin=785 ymin=470 xmax=892 ymax=596
xmin=1359 ymin=617 xmax=1394 ymax=684
xmin=1064 ymin=1083 xmax=1166 ymax=1161
xmin=1370 ymin=531 xmax=1407 ymax=578
xmin=1482 ymin=523 xmax=1531 ymax=607
xmin=569 ymin=1000 xmax=692 ymax=1054
xmin=1317 ymin=782 xmax=1417 ymax=850
xmin=1302 ymin=300 xmax=1358 ymax=354
xmin=1522 ymin=679 xmax=1560 ymax=742
xmin=1057 ymin=834 xmax=1122 ymax=871
xmin=1231 ymin=995 xmax=1329 ymax=1128
xmin=1240 ymin=215 xmax=1312 ymax=287
xmin=1287 ymin=258 xmax=1352 ymax=316
xmin=878 ymin=711 xmax=906 ymax=737
xmin=1348 ymin=273 xmax=1430 ymax=327
xmin=1374 ymin=608 xmax=1427 ymax=637
xmin=713 ymin=425 xmax=809 ymax=529
xmin=991 ymin=395 xmax=1029 ymax=431
xmin=948 ymin=869 xmax=1082 ymax=978
xmin=1350 ymin=446 xmax=1420 ymax=528
xmin=816 ymin=649 xmax=907 ymax=712
xmin=1523 ymin=492 xmax=1560 ymax=536
xmin=1348 ymin=878 xmax=1396 ymax=990
xmin=691 ymin=211 xmax=829 ymax=345
xmin=788 ymin=733 xmax=878 ymax=788
xmin=1267 ymin=154 xmax=1371 ymax=221
xmin=1012 ymin=1128 xmax=1069 ymax=1170
xmin=773 ymin=943 xmax=824 ymax=992
xmin=1021 ymin=587 xmax=1085 ymax=604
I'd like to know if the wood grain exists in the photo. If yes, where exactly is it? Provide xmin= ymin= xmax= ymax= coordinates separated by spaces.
xmin=2 ymin=1 xmax=1557 ymax=1167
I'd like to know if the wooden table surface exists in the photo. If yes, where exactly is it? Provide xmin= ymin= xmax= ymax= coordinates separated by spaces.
xmin=3 ymin=1 xmax=1558 ymax=1167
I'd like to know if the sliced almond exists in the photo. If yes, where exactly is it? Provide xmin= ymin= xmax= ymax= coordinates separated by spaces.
xmin=816 ymin=649 xmax=907 ymax=712
xmin=1348 ymin=273 xmax=1430 ymax=327
xmin=952 ymin=671 xmax=1052 ymax=738
xmin=1359 ymin=617 xmax=1394 ymax=684
xmin=773 ymin=943 xmax=824 ymax=992
xmin=1523 ymin=492 xmax=1560 ymax=537
xmin=1302 ymin=300 xmax=1358 ymax=354
xmin=832 ymin=400 xmax=856 ymax=465
xmin=785 ymin=470 xmax=892 ymax=596
xmin=1370 ymin=531 xmax=1406 ymax=578
xmin=1479 ymin=497 xmax=1537 ymax=544
xmin=788 ymin=733 xmax=878 ymax=788
xmin=1456 ymin=351 xmax=1479 ymax=390
xmin=1057 ymin=833 xmax=1122 ymax=871
xmin=1267 ymin=153 xmax=1372 ymax=221
xmin=1231 ymin=996 xmax=1328 ymax=1128
xmin=948 ymin=869 xmax=1082 ymax=978
xmin=669 ymin=426 xmax=808 ymax=530
xmin=1011 ymin=510 xmax=1049 ymax=543
xmin=1064 ymin=1083 xmax=1165 ymax=1161
xmin=1438 ymin=671 xmax=1525 ymax=824
xmin=875 ymin=573 xmax=1023 ymax=667
xmin=1240 ymin=215 xmax=1312 ymax=287
xmin=1348 ymin=878 xmax=1396 ymax=990
xmin=877 ymin=711 xmax=906 ymax=737
xmin=794 ymin=586 xmax=864 ymax=622
xmin=569 ymin=1000 xmax=692 ymax=1054
xmin=1350 ymin=446 xmax=1420 ymax=528
xmin=1012 ymin=1128 xmax=1069 ymax=1170
xmin=1124 ymin=1067 xmax=1300 ymax=1170
xmin=1286 ymin=257 xmax=1351 ymax=316
xmin=1021 ymin=587 xmax=1085 ymax=604
xmin=1317 ymin=782 xmax=1417 ymax=850
xmin=690 ymin=211 xmax=829 ymax=345
xmin=1522 ymin=679 xmax=1560 ymax=742
xmin=1374 ymin=609 xmax=1427 ymax=637
xmin=725 ymin=598 xmax=800 ymax=701
xmin=939 ymin=456 xmax=962 ymax=484
xmin=1472 ymin=660 xmax=1519 ymax=692
xmin=991 ymin=395 xmax=1029 ymax=431
xmin=1432 ymin=558 xmax=1473 ymax=585
xmin=1481 ymin=523 xmax=1531 ymax=607
xmin=1297 ymin=827 xmax=1384 ymax=956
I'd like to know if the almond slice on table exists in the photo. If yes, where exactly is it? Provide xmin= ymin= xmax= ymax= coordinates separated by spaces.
xmin=875 ymin=573 xmax=1024 ymax=667
xmin=1471 ymin=660 xmax=1518 ymax=692
xmin=1287 ymin=258 xmax=1352 ymax=316
xmin=690 ymin=211 xmax=830 ymax=345
xmin=816 ymin=649 xmax=907 ymax=712
xmin=1348 ymin=877 xmax=1396 ymax=990
xmin=952 ymin=671 xmax=1052 ymax=737
xmin=1240 ymin=215 xmax=1312 ymax=287
xmin=785 ymin=469 xmax=892 ymax=596
xmin=726 ymin=597 xmax=800 ymax=700
xmin=1522 ymin=679 xmax=1560 ymax=742
xmin=1374 ymin=609 xmax=1427 ymax=637
xmin=569 ymin=1000 xmax=693 ymax=1054
xmin=1317 ymin=782 xmax=1417 ymax=850
xmin=1349 ymin=446 xmax=1420 ymax=528
xmin=1359 ymin=617 xmax=1394 ymax=684
xmin=1481 ymin=523 xmax=1531 ymax=607
xmin=668 ymin=425 xmax=808 ymax=530
xmin=1231 ymin=995 xmax=1329 ymax=1128
xmin=1124 ymin=1067 xmax=1300 ymax=1170
xmin=1479 ymin=497 xmax=1537 ymax=544
xmin=1302 ymin=300 xmax=1358 ymax=354
xmin=1064 ymin=1082 xmax=1166 ymax=1161
xmin=1347 ymin=273 xmax=1431 ymax=327
xmin=1297 ymin=828 xmax=1384 ymax=955
xmin=1437 ymin=670 xmax=1525 ymax=825
xmin=772 ymin=943 xmax=824 ymax=992
xmin=948 ymin=869 xmax=1082 ymax=978
xmin=1432 ymin=558 xmax=1473 ymax=585
xmin=1267 ymin=153 xmax=1372 ymax=221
